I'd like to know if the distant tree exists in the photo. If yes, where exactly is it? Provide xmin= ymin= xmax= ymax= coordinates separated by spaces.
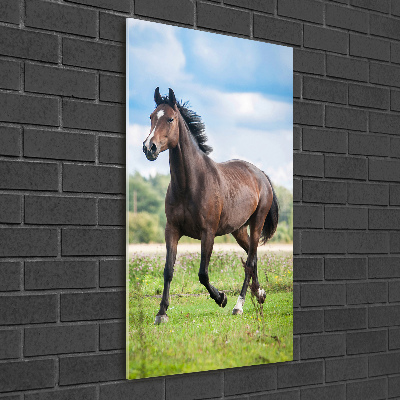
xmin=129 ymin=212 xmax=163 ymax=243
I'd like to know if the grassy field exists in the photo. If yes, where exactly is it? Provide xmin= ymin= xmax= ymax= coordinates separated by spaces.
xmin=128 ymin=250 xmax=293 ymax=379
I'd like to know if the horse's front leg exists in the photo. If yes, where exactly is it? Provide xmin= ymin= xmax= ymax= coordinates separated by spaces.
xmin=198 ymin=231 xmax=227 ymax=307
xmin=154 ymin=223 xmax=180 ymax=325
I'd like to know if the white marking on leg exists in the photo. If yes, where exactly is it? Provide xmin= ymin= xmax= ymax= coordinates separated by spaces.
xmin=232 ymin=295 xmax=245 ymax=315
xmin=257 ymin=288 xmax=265 ymax=298
xmin=157 ymin=110 xmax=164 ymax=119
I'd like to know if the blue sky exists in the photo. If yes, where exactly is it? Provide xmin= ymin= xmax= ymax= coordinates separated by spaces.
xmin=127 ymin=19 xmax=293 ymax=190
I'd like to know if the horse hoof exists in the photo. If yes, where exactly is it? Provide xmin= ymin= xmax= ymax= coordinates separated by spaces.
xmin=232 ymin=308 xmax=243 ymax=315
xmin=154 ymin=314 xmax=168 ymax=325
xmin=219 ymin=292 xmax=227 ymax=308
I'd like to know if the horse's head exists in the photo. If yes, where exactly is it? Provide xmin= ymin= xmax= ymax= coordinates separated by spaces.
xmin=143 ymin=87 xmax=180 ymax=161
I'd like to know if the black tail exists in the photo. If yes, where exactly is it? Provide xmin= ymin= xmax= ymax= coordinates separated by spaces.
xmin=260 ymin=174 xmax=279 ymax=245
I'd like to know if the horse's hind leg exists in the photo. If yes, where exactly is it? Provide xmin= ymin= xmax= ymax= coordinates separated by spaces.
xmin=198 ymin=231 xmax=227 ymax=307
xmin=155 ymin=223 xmax=180 ymax=325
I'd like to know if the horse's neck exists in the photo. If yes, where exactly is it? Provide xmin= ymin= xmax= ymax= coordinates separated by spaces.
xmin=169 ymin=116 xmax=205 ymax=195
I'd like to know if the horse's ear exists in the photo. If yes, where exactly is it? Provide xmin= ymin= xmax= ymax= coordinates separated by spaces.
xmin=154 ymin=87 xmax=162 ymax=105
xmin=168 ymin=88 xmax=176 ymax=106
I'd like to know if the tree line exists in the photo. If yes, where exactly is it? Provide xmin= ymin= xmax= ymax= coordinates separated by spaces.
xmin=128 ymin=172 xmax=293 ymax=244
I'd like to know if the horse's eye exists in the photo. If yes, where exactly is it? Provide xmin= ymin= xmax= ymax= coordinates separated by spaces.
xmin=168 ymin=118 xmax=174 ymax=123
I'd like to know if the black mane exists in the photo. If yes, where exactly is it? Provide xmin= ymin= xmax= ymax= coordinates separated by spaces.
xmin=156 ymin=95 xmax=212 ymax=155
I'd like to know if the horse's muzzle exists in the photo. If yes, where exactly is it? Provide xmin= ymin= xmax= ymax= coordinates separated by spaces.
xmin=143 ymin=142 xmax=159 ymax=161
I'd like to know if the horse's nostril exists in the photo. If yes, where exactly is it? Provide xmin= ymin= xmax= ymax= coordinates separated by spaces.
xmin=150 ymin=143 xmax=157 ymax=153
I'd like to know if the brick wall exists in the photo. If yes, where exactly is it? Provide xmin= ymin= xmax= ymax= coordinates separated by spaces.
xmin=0 ymin=0 xmax=399 ymax=398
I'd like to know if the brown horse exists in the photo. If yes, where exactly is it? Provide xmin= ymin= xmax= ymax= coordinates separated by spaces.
xmin=143 ymin=88 xmax=279 ymax=324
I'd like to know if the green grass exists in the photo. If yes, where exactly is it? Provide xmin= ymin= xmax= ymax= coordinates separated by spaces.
xmin=128 ymin=251 xmax=293 ymax=379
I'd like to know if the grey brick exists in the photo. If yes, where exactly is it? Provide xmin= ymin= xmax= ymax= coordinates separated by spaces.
xmin=370 ymin=208 xmax=400 ymax=230
xmin=0 ymin=329 xmax=20 ymax=359
xmin=25 ymin=387 xmax=97 ymax=400
xmin=389 ymin=327 xmax=400 ymax=350
xmin=251 ymin=390 xmax=300 ymax=400
xmin=26 ymin=0 xmax=96 ymax=37
xmin=25 ymin=195 xmax=96 ymax=225
xmin=277 ymin=361 xmax=323 ymax=388
xmin=24 ymin=128 xmax=95 ymax=161
xmin=325 ymin=206 xmax=367 ymax=229
xmin=294 ymin=101 xmax=323 ymax=126
xmin=0 ymin=26 xmax=58 ymax=62
xmin=99 ymin=199 xmax=125 ymax=226
xmin=100 ymin=321 xmax=124 ymax=350
xmin=0 ymin=59 xmax=20 ymax=90
xmin=370 ymin=62 xmax=400 ymax=87
xmin=25 ymin=260 xmax=97 ymax=290
xmin=348 ymin=182 xmax=389 ymax=205
xmin=100 ymin=380 xmax=164 ymax=400
xmin=326 ymin=3 xmax=368 ymax=33
xmin=61 ymin=291 xmax=125 ymax=321
xmin=303 ymin=128 xmax=347 ymax=154
xmin=327 ymin=54 xmax=368 ymax=82
xmin=304 ymin=25 xmax=348 ymax=54
xmin=63 ymin=38 xmax=124 ymax=73
xmin=303 ymin=76 xmax=347 ymax=104
xmin=293 ymin=283 xmax=300 ymax=308
xmin=347 ymin=330 xmax=387 ymax=355
xmin=350 ymin=0 xmax=389 ymax=12
xmin=349 ymin=133 xmax=389 ymax=157
xmin=347 ymin=281 xmax=387 ymax=304
xmin=224 ymin=0 xmax=274 ymax=13
xmin=293 ymin=126 xmax=301 ymax=150
xmin=325 ymin=257 xmax=367 ymax=280
xmin=301 ymin=283 xmax=346 ymax=307
xmin=347 ymin=378 xmax=387 ymax=400
xmin=0 ymin=126 xmax=21 ymax=156
xmin=369 ymin=256 xmax=400 ymax=278
xmin=0 ymin=92 xmax=58 ymax=126
xmin=391 ymin=137 xmax=400 ymax=158
xmin=325 ymin=307 xmax=367 ymax=331
xmin=62 ymin=227 xmax=124 ymax=255
xmin=293 ymin=229 xmax=300 ymax=255
xmin=63 ymin=164 xmax=124 ymax=193
xmin=369 ymin=304 xmax=400 ymax=327
xmin=391 ymin=90 xmax=400 ymax=111
xmin=65 ymin=0 xmax=130 ymax=12
xmin=0 ymin=294 xmax=57 ymax=325
xmin=0 ymin=194 xmax=21 ymax=224
xmin=293 ymin=205 xmax=323 ymax=228
xmin=25 ymin=324 xmax=97 ymax=356
xmin=0 ymin=359 xmax=55 ymax=392
xmin=347 ymin=232 xmax=389 ymax=254
xmin=63 ymin=99 xmax=124 ymax=133
xmin=293 ymin=153 xmax=323 ymax=177
xmin=99 ymin=74 xmax=125 ymax=103
xmin=0 ymin=262 xmax=21 ymax=291
xmin=293 ymin=178 xmax=302 ymax=202
xmin=99 ymin=136 xmax=125 ymax=164
xmin=301 ymin=384 xmax=345 ymax=400
xmin=302 ymin=231 xmax=346 ymax=254
xmin=389 ymin=280 xmax=400 ymax=302
xmin=100 ymin=259 xmax=125 ymax=287
xmin=391 ymin=232 xmax=400 ymax=253
xmin=137 ymin=0 xmax=194 ymax=26
xmin=293 ymin=74 xmax=301 ymax=98
xmin=369 ymin=352 xmax=400 ymax=376
xmin=393 ymin=0 xmax=400 ymax=16
xmin=389 ymin=374 xmax=400 ymax=398
xmin=326 ymin=356 xmax=367 ymax=382
xmin=370 ymin=159 xmax=400 ymax=182
xmin=393 ymin=42 xmax=400 ymax=64
xmin=303 ymin=180 xmax=347 ymax=204
xmin=293 ymin=257 xmax=323 ymax=281
xmin=370 ymin=111 xmax=400 ymax=135
xmin=349 ymin=84 xmax=389 ymax=110
xmin=254 ymin=14 xmax=302 ymax=46
xmin=293 ymin=310 xmax=324 ymax=334
xmin=60 ymin=353 xmax=125 ymax=385
xmin=0 ymin=0 xmax=20 ymax=23
xmin=325 ymin=155 xmax=367 ymax=180
xmin=391 ymin=184 xmax=400 ymax=204
xmin=370 ymin=14 xmax=400 ymax=40
xmin=325 ymin=105 xmax=367 ymax=131
xmin=293 ymin=49 xmax=324 ymax=75
xmin=25 ymin=63 xmax=96 ymax=99
xmin=0 ymin=228 xmax=58 ymax=257
xmin=278 ymin=0 xmax=323 ymax=23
